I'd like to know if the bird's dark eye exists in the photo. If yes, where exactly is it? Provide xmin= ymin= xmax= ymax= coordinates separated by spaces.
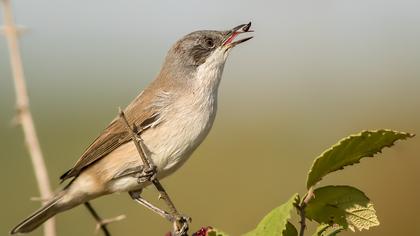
xmin=204 ymin=38 xmax=215 ymax=49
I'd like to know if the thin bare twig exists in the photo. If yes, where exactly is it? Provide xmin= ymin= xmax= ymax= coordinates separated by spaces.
xmin=84 ymin=201 xmax=126 ymax=236
xmin=119 ymin=109 xmax=189 ymax=236
xmin=1 ymin=1 xmax=55 ymax=236
xmin=84 ymin=202 xmax=111 ymax=236
xmin=297 ymin=187 xmax=314 ymax=236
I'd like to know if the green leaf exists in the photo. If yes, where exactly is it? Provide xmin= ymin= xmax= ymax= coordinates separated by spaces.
xmin=244 ymin=194 xmax=298 ymax=236
xmin=283 ymin=222 xmax=298 ymax=236
xmin=312 ymin=224 xmax=344 ymax=236
xmin=312 ymin=224 xmax=330 ymax=236
xmin=306 ymin=185 xmax=379 ymax=231
xmin=306 ymin=129 xmax=414 ymax=188
xmin=207 ymin=228 xmax=229 ymax=236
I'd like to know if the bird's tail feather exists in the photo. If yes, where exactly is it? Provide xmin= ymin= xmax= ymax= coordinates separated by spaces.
xmin=10 ymin=192 xmax=64 ymax=235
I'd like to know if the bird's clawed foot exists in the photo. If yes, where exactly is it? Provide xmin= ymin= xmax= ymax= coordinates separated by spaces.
xmin=172 ymin=215 xmax=191 ymax=236
xmin=137 ymin=164 xmax=157 ymax=183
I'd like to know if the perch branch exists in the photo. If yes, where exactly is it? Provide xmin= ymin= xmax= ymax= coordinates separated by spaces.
xmin=297 ymin=187 xmax=314 ymax=236
xmin=119 ymin=109 xmax=189 ymax=236
xmin=1 ymin=1 xmax=55 ymax=236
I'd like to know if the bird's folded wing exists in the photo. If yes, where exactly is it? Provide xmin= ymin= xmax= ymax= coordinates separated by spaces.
xmin=60 ymin=90 xmax=163 ymax=181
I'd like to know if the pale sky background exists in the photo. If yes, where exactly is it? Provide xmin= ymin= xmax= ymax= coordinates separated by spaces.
xmin=1 ymin=0 xmax=420 ymax=235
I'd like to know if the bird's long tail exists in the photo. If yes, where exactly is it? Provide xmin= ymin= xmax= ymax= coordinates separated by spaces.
xmin=10 ymin=191 xmax=66 ymax=235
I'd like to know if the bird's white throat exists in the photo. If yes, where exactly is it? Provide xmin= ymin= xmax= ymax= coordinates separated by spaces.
xmin=194 ymin=47 xmax=228 ymax=93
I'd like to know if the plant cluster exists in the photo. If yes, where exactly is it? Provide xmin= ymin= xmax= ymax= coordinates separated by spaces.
xmin=190 ymin=130 xmax=414 ymax=236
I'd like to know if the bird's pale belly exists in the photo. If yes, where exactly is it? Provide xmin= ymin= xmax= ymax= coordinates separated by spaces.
xmin=106 ymin=101 xmax=217 ymax=193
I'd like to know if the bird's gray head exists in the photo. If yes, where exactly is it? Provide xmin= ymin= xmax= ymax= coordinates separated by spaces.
xmin=158 ymin=22 xmax=253 ymax=84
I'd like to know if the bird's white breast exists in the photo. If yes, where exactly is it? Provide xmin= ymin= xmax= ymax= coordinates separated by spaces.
xmin=107 ymin=50 xmax=227 ymax=193
xmin=146 ymin=57 xmax=226 ymax=176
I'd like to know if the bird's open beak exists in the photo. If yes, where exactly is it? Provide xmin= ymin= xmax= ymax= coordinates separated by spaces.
xmin=222 ymin=22 xmax=254 ymax=49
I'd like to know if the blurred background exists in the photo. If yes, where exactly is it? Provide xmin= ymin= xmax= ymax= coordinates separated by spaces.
xmin=1 ymin=0 xmax=419 ymax=235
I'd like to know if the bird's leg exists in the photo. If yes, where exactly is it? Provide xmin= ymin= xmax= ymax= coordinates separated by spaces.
xmin=149 ymin=181 xmax=190 ymax=236
xmin=119 ymin=110 xmax=190 ymax=236
xmin=129 ymin=191 xmax=190 ymax=236
xmin=129 ymin=191 xmax=174 ymax=222
xmin=134 ymin=139 xmax=190 ymax=235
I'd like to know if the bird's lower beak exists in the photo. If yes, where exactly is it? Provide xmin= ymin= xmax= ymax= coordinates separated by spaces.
xmin=222 ymin=22 xmax=254 ymax=49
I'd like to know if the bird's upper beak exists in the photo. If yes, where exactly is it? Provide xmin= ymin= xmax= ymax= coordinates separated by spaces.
xmin=222 ymin=22 xmax=254 ymax=49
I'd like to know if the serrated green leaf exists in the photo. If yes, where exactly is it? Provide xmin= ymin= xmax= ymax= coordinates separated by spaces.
xmin=306 ymin=185 xmax=379 ymax=231
xmin=312 ymin=224 xmax=344 ymax=236
xmin=244 ymin=193 xmax=298 ymax=236
xmin=306 ymin=130 xmax=414 ymax=188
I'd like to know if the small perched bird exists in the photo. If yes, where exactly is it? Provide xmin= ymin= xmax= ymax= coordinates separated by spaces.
xmin=11 ymin=22 xmax=253 ymax=234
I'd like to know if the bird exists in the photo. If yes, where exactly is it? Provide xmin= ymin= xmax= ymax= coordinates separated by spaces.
xmin=11 ymin=22 xmax=253 ymax=234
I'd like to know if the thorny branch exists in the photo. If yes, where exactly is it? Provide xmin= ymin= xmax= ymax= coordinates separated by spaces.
xmin=1 ymin=1 xmax=56 ymax=236
xmin=119 ymin=109 xmax=189 ymax=236
xmin=297 ymin=187 xmax=314 ymax=236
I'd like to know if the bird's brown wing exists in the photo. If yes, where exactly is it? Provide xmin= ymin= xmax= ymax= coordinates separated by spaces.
xmin=60 ymin=91 xmax=161 ymax=181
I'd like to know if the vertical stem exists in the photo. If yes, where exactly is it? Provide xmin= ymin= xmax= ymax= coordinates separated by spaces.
xmin=298 ymin=187 xmax=314 ymax=236
xmin=298 ymin=205 xmax=306 ymax=236
xmin=1 ymin=1 xmax=56 ymax=236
